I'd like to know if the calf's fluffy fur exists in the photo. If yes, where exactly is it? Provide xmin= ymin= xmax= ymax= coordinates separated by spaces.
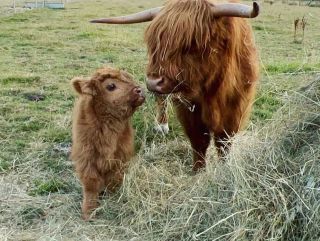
xmin=70 ymin=67 xmax=145 ymax=220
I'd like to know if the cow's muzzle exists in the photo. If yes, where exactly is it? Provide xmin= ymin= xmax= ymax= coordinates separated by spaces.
xmin=146 ymin=77 xmax=165 ymax=93
xmin=147 ymin=76 xmax=180 ymax=94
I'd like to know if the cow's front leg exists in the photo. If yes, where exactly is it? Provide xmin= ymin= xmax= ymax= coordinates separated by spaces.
xmin=154 ymin=95 xmax=169 ymax=134
xmin=175 ymin=103 xmax=211 ymax=171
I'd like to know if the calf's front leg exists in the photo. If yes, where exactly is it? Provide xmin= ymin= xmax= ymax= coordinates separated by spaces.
xmin=81 ymin=175 xmax=104 ymax=220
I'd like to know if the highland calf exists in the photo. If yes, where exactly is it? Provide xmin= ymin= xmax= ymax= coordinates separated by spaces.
xmin=70 ymin=67 xmax=145 ymax=220
xmin=91 ymin=0 xmax=260 ymax=171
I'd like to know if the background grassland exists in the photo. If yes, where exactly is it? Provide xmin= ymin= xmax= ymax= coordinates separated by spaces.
xmin=0 ymin=0 xmax=319 ymax=240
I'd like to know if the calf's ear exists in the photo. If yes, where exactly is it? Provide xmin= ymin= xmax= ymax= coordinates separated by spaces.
xmin=71 ymin=77 xmax=96 ymax=95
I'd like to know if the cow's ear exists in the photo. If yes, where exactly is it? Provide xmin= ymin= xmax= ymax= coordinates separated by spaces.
xmin=72 ymin=77 xmax=96 ymax=95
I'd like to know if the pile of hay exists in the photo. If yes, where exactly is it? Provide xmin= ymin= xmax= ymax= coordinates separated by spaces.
xmin=113 ymin=78 xmax=319 ymax=240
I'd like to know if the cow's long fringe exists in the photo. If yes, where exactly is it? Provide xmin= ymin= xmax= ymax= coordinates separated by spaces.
xmin=145 ymin=0 xmax=213 ymax=83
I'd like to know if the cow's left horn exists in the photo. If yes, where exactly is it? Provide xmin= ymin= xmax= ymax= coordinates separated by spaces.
xmin=210 ymin=1 xmax=260 ymax=18
xmin=90 ymin=7 xmax=163 ymax=24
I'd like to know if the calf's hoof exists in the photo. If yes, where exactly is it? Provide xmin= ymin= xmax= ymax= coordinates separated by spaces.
xmin=82 ymin=201 xmax=98 ymax=221
xmin=82 ymin=208 xmax=97 ymax=221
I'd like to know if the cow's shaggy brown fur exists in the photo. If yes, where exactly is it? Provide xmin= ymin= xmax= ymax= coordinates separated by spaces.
xmin=145 ymin=0 xmax=259 ymax=170
xmin=70 ymin=67 xmax=145 ymax=220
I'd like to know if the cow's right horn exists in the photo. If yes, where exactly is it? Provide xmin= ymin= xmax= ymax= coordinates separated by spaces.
xmin=211 ymin=1 xmax=260 ymax=18
xmin=90 ymin=7 xmax=163 ymax=24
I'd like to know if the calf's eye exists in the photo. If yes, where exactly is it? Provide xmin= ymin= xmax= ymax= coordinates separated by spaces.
xmin=106 ymin=83 xmax=116 ymax=91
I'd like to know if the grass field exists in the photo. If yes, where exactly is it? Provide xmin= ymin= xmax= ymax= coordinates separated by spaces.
xmin=0 ymin=0 xmax=319 ymax=240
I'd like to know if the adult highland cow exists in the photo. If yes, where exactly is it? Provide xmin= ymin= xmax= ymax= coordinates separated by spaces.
xmin=91 ymin=0 xmax=260 ymax=171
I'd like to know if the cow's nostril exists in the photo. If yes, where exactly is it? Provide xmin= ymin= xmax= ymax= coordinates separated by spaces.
xmin=157 ymin=77 xmax=164 ymax=86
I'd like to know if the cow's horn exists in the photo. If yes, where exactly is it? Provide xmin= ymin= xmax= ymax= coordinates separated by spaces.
xmin=90 ymin=7 xmax=163 ymax=24
xmin=211 ymin=1 xmax=260 ymax=18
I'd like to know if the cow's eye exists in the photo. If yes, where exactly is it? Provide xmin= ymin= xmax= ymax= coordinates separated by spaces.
xmin=106 ymin=83 xmax=116 ymax=91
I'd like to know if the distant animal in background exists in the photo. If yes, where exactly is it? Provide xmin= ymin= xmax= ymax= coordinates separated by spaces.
xmin=294 ymin=17 xmax=300 ymax=41
xmin=70 ymin=67 xmax=145 ymax=220
xmin=294 ymin=16 xmax=307 ymax=42
xmin=91 ymin=0 xmax=260 ymax=171
xmin=301 ymin=16 xmax=307 ymax=40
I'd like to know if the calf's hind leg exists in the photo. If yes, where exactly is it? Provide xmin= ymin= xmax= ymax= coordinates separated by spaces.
xmin=175 ymin=104 xmax=211 ymax=171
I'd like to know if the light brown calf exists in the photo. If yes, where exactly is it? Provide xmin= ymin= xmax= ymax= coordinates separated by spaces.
xmin=70 ymin=67 xmax=145 ymax=220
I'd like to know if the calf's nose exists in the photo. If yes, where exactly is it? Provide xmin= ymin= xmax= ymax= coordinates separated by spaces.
xmin=133 ymin=87 xmax=145 ymax=97
xmin=134 ymin=87 xmax=142 ymax=94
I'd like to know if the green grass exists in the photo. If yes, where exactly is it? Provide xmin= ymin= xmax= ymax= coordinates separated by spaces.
xmin=0 ymin=159 xmax=10 ymax=172
xmin=29 ymin=178 xmax=71 ymax=196
xmin=1 ymin=76 xmax=41 ymax=85
xmin=253 ymin=92 xmax=282 ymax=121
xmin=266 ymin=62 xmax=320 ymax=74
xmin=0 ymin=0 xmax=319 ymax=240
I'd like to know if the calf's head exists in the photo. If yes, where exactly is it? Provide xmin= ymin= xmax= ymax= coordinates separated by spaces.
xmin=72 ymin=67 xmax=145 ymax=119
